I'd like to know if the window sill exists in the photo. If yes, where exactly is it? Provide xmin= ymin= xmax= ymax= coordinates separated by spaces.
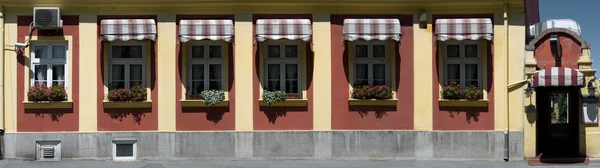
xmin=23 ymin=101 xmax=73 ymax=109
xmin=348 ymin=99 xmax=397 ymax=106
xmin=259 ymin=99 xmax=308 ymax=107
xmin=103 ymin=101 xmax=152 ymax=109
xmin=180 ymin=99 xmax=229 ymax=107
xmin=438 ymin=99 xmax=488 ymax=107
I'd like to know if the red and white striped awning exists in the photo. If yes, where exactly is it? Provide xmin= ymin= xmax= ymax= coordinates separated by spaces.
xmin=100 ymin=19 xmax=157 ymax=42
xmin=255 ymin=19 xmax=312 ymax=42
xmin=343 ymin=18 xmax=401 ymax=41
xmin=179 ymin=20 xmax=234 ymax=43
xmin=532 ymin=67 xmax=585 ymax=87
xmin=435 ymin=18 xmax=493 ymax=41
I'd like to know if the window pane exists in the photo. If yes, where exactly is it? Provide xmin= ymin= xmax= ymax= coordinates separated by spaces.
xmin=112 ymin=46 xmax=142 ymax=58
xmin=465 ymin=44 xmax=478 ymax=58
xmin=209 ymin=46 xmax=222 ymax=58
xmin=373 ymin=45 xmax=386 ymax=58
xmin=286 ymin=80 xmax=298 ymax=93
xmin=285 ymin=45 xmax=298 ymax=58
xmin=373 ymin=80 xmax=386 ymax=86
xmin=267 ymin=80 xmax=280 ymax=91
xmin=447 ymin=45 xmax=459 ymax=58
xmin=373 ymin=64 xmax=386 ymax=80
xmin=267 ymin=64 xmax=280 ymax=80
xmin=52 ymin=65 xmax=65 ymax=83
xmin=51 ymin=46 xmax=66 ymax=59
xmin=130 ymin=64 xmax=143 ymax=81
xmin=112 ymin=81 xmax=125 ymax=89
xmin=466 ymin=80 xmax=479 ymax=87
xmin=192 ymin=81 xmax=204 ymax=95
xmin=52 ymin=81 xmax=65 ymax=86
xmin=446 ymin=64 xmax=460 ymax=83
xmin=115 ymin=144 xmax=134 ymax=157
xmin=465 ymin=64 xmax=478 ymax=81
xmin=34 ymin=46 xmax=47 ymax=59
xmin=267 ymin=45 xmax=280 ymax=58
xmin=130 ymin=81 xmax=143 ymax=87
xmin=209 ymin=64 xmax=222 ymax=80
xmin=209 ymin=81 xmax=222 ymax=90
xmin=285 ymin=64 xmax=298 ymax=80
xmin=191 ymin=64 xmax=204 ymax=81
xmin=355 ymin=45 xmax=368 ymax=58
xmin=111 ymin=65 xmax=124 ymax=88
xmin=191 ymin=46 xmax=204 ymax=58
xmin=355 ymin=64 xmax=368 ymax=86
xmin=34 ymin=65 xmax=48 ymax=85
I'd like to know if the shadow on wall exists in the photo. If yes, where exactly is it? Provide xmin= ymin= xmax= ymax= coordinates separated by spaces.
xmin=440 ymin=106 xmax=488 ymax=123
xmin=260 ymin=106 xmax=308 ymax=124
xmin=104 ymin=108 xmax=151 ymax=125
xmin=349 ymin=106 xmax=396 ymax=119
xmin=25 ymin=108 xmax=73 ymax=122
xmin=182 ymin=107 xmax=228 ymax=124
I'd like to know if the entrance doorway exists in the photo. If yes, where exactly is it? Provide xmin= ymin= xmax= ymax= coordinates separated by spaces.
xmin=536 ymin=87 xmax=580 ymax=157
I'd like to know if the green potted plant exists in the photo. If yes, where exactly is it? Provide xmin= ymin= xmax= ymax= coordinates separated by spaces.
xmin=28 ymin=83 xmax=67 ymax=102
xmin=441 ymin=82 xmax=463 ymax=100
xmin=107 ymin=84 xmax=147 ymax=102
xmin=262 ymin=90 xmax=286 ymax=106
xmin=464 ymin=85 xmax=483 ymax=100
xmin=351 ymin=85 xmax=393 ymax=100
xmin=200 ymin=90 xmax=225 ymax=106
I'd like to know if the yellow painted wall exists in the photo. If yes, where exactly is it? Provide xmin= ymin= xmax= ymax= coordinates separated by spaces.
xmin=156 ymin=13 xmax=177 ymax=131
xmin=78 ymin=13 xmax=98 ymax=132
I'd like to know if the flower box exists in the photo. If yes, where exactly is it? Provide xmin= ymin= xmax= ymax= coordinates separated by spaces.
xmin=259 ymin=99 xmax=308 ymax=107
xmin=103 ymin=101 xmax=152 ymax=108
xmin=348 ymin=99 xmax=397 ymax=106
xmin=438 ymin=99 xmax=488 ymax=107
xmin=180 ymin=99 xmax=229 ymax=107
xmin=23 ymin=101 xmax=73 ymax=109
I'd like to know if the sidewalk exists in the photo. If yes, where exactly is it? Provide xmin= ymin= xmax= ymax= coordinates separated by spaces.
xmin=0 ymin=160 xmax=598 ymax=168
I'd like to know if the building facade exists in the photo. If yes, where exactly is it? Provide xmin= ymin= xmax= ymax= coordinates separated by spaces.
xmin=0 ymin=0 xmax=596 ymax=162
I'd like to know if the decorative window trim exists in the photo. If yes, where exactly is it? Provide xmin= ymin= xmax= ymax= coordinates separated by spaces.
xmin=437 ymin=40 xmax=489 ymax=100
xmin=347 ymin=40 xmax=397 ymax=99
xmin=259 ymin=40 xmax=307 ymax=100
xmin=103 ymin=41 xmax=152 ymax=101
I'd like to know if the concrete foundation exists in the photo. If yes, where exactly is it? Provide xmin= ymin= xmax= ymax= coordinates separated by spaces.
xmin=3 ymin=131 xmax=524 ymax=160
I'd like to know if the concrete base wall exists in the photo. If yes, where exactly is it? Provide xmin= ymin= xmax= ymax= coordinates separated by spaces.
xmin=3 ymin=131 xmax=523 ymax=160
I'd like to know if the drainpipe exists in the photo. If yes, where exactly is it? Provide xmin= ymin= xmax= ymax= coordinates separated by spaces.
xmin=503 ymin=3 xmax=510 ymax=162
xmin=0 ymin=5 xmax=5 ymax=159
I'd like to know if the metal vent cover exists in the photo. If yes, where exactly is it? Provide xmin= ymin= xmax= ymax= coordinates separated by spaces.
xmin=36 ymin=140 xmax=61 ymax=161
xmin=33 ymin=7 xmax=62 ymax=29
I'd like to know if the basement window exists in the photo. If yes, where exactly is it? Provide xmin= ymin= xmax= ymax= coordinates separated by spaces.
xmin=36 ymin=140 xmax=61 ymax=161
xmin=112 ymin=140 xmax=137 ymax=161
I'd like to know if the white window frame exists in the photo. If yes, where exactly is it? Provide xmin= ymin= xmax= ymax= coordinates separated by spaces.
xmin=187 ymin=41 xmax=224 ymax=96
xmin=30 ymin=43 xmax=68 ymax=89
xmin=444 ymin=40 xmax=482 ymax=87
xmin=353 ymin=41 xmax=389 ymax=86
xmin=109 ymin=42 xmax=146 ymax=89
xmin=264 ymin=40 xmax=302 ymax=98
xmin=112 ymin=140 xmax=137 ymax=162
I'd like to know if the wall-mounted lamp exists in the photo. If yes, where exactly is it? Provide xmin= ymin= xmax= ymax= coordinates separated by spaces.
xmin=524 ymin=82 xmax=533 ymax=97
xmin=588 ymin=80 xmax=597 ymax=98
xmin=584 ymin=78 xmax=598 ymax=123
xmin=419 ymin=11 xmax=428 ymax=29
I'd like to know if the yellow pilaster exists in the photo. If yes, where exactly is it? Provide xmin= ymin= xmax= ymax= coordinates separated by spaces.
xmin=4 ymin=13 xmax=17 ymax=133
xmin=234 ymin=13 xmax=254 ymax=131
xmin=312 ymin=12 xmax=332 ymax=130
xmin=78 ymin=13 xmax=98 ymax=132
xmin=508 ymin=12 xmax=526 ymax=131
xmin=493 ymin=10 xmax=508 ymax=131
xmin=523 ymin=50 xmax=537 ymax=157
xmin=413 ymin=12 xmax=433 ymax=131
xmin=157 ymin=13 xmax=177 ymax=131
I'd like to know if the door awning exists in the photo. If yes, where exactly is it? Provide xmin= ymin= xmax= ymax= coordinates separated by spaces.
xmin=532 ymin=67 xmax=585 ymax=87
xmin=343 ymin=18 xmax=401 ymax=41
xmin=255 ymin=19 xmax=312 ymax=42
xmin=435 ymin=18 xmax=493 ymax=41
xmin=179 ymin=20 xmax=234 ymax=43
xmin=100 ymin=19 xmax=157 ymax=41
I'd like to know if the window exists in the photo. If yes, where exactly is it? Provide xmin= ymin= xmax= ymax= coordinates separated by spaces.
xmin=353 ymin=42 xmax=388 ymax=86
xmin=109 ymin=43 xmax=145 ymax=89
xmin=112 ymin=140 xmax=137 ymax=161
xmin=187 ymin=43 xmax=224 ymax=98
xmin=444 ymin=41 xmax=481 ymax=87
xmin=30 ymin=44 xmax=68 ymax=88
xmin=264 ymin=42 xmax=301 ymax=98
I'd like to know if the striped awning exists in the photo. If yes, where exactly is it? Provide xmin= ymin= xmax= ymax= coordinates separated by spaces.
xmin=255 ymin=19 xmax=312 ymax=42
xmin=179 ymin=20 xmax=234 ymax=43
xmin=532 ymin=67 xmax=585 ymax=87
xmin=343 ymin=19 xmax=401 ymax=41
xmin=100 ymin=19 xmax=157 ymax=41
xmin=435 ymin=18 xmax=493 ymax=41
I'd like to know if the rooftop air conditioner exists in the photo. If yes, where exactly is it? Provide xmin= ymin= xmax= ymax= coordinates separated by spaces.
xmin=33 ymin=7 xmax=62 ymax=30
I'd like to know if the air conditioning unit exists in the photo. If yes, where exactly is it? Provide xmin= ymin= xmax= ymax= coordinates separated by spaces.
xmin=33 ymin=7 xmax=62 ymax=30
